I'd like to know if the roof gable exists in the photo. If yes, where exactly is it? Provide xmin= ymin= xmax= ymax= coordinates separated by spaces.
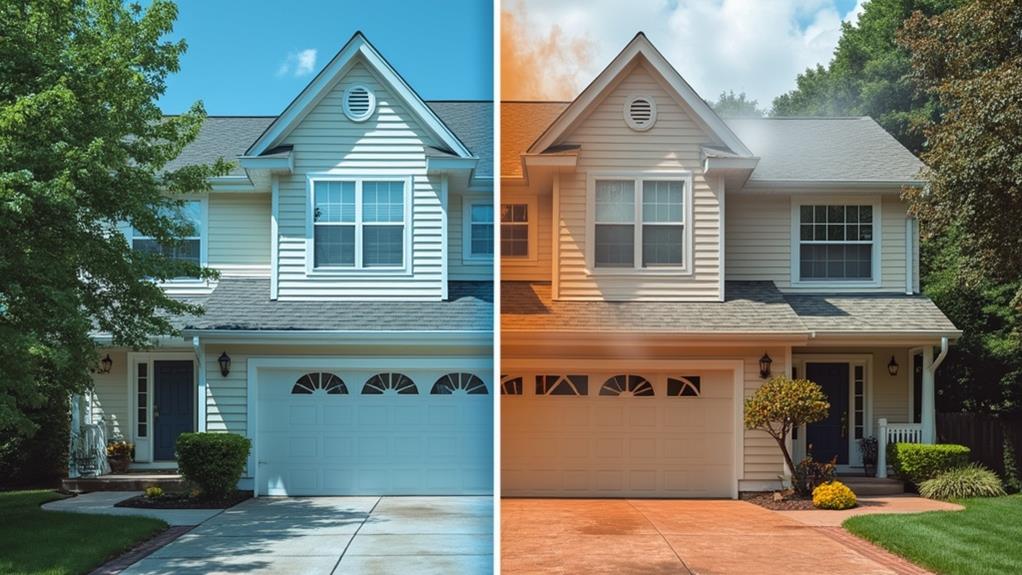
xmin=246 ymin=32 xmax=472 ymax=160
xmin=528 ymin=33 xmax=753 ymax=158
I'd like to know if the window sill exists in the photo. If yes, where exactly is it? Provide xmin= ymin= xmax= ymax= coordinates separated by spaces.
xmin=790 ymin=279 xmax=881 ymax=289
xmin=307 ymin=267 xmax=412 ymax=277
xmin=462 ymin=255 xmax=494 ymax=265
xmin=502 ymin=256 xmax=539 ymax=265
xmin=584 ymin=267 xmax=692 ymax=277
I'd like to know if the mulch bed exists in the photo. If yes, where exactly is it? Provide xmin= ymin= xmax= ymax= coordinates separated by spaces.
xmin=742 ymin=491 xmax=816 ymax=510
xmin=115 ymin=490 xmax=251 ymax=510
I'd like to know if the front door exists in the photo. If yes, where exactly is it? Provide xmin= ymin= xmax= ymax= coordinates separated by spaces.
xmin=805 ymin=363 xmax=849 ymax=464
xmin=154 ymin=360 xmax=194 ymax=461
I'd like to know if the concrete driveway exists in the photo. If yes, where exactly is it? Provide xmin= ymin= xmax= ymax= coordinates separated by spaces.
xmin=123 ymin=496 xmax=493 ymax=575
xmin=501 ymin=499 xmax=924 ymax=575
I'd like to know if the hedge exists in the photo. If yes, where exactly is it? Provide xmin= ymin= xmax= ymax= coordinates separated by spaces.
xmin=889 ymin=443 xmax=970 ymax=485
xmin=176 ymin=432 xmax=251 ymax=499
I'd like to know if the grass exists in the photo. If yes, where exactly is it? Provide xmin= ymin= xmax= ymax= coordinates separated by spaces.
xmin=844 ymin=494 xmax=1022 ymax=575
xmin=0 ymin=490 xmax=167 ymax=575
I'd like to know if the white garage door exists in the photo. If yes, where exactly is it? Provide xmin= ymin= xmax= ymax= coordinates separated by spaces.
xmin=502 ymin=369 xmax=736 ymax=498
xmin=255 ymin=363 xmax=492 ymax=496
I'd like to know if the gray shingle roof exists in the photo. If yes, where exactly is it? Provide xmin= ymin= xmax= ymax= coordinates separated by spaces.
xmin=502 ymin=281 xmax=958 ymax=336
xmin=783 ymin=293 xmax=959 ymax=334
xmin=183 ymin=278 xmax=491 ymax=332
xmin=501 ymin=281 xmax=805 ymax=333
xmin=724 ymin=117 xmax=925 ymax=183
xmin=164 ymin=101 xmax=492 ymax=180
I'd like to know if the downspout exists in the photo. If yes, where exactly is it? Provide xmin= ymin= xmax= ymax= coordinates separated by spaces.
xmin=932 ymin=336 xmax=949 ymax=372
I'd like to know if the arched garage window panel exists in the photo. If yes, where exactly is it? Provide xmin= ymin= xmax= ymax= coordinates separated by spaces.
xmin=667 ymin=376 xmax=701 ymax=397
xmin=431 ymin=373 xmax=488 ymax=395
xmin=363 ymin=373 xmax=418 ymax=395
xmin=599 ymin=374 xmax=654 ymax=396
xmin=536 ymin=375 xmax=588 ymax=396
xmin=292 ymin=372 xmax=348 ymax=395
xmin=501 ymin=375 xmax=523 ymax=395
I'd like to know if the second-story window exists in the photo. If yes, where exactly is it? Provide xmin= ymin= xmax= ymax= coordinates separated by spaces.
xmin=592 ymin=175 xmax=689 ymax=270
xmin=796 ymin=203 xmax=877 ymax=283
xmin=465 ymin=201 xmax=494 ymax=260
xmin=312 ymin=178 xmax=407 ymax=270
xmin=500 ymin=203 xmax=529 ymax=258
xmin=132 ymin=199 xmax=204 ymax=278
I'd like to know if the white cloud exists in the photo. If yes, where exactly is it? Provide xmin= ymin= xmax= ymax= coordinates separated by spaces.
xmin=276 ymin=48 xmax=318 ymax=78
xmin=505 ymin=0 xmax=864 ymax=108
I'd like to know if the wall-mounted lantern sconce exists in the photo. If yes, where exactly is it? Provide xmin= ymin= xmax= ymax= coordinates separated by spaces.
xmin=98 ymin=354 xmax=113 ymax=374
xmin=218 ymin=352 xmax=231 ymax=377
xmin=759 ymin=353 xmax=773 ymax=379
xmin=888 ymin=355 xmax=900 ymax=377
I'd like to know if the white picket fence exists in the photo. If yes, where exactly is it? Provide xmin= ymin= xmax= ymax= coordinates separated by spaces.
xmin=876 ymin=419 xmax=925 ymax=478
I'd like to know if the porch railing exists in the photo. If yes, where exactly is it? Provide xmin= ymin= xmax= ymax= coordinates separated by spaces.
xmin=69 ymin=423 xmax=108 ymax=479
xmin=876 ymin=419 xmax=924 ymax=478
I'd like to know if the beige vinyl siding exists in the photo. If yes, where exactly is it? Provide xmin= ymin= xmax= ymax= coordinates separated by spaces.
xmin=553 ymin=63 xmax=722 ymax=301
xmin=448 ymin=193 xmax=493 ymax=281
xmin=275 ymin=60 xmax=443 ymax=300
xmin=208 ymin=192 xmax=271 ymax=276
xmin=726 ymin=193 xmax=914 ymax=292
xmin=502 ymin=189 xmax=552 ymax=281
xmin=89 ymin=350 xmax=129 ymax=441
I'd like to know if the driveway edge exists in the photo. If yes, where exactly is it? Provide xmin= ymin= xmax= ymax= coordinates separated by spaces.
xmin=816 ymin=527 xmax=932 ymax=575
xmin=89 ymin=525 xmax=195 ymax=575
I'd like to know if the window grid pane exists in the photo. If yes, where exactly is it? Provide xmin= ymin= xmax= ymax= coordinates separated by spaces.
xmin=595 ymin=180 xmax=635 ymax=222
xmin=798 ymin=204 xmax=874 ymax=281
xmin=363 ymin=225 xmax=403 ymax=267
xmin=501 ymin=224 xmax=528 ymax=257
xmin=471 ymin=223 xmax=494 ymax=256
xmin=314 ymin=225 xmax=355 ymax=267
xmin=362 ymin=181 xmax=404 ymax=223
xmin=595 ymin=224 xmax=635 ymax=267
xmin=642 ymin=180 xmax=683 ymax=222
xmin=501 ymin=203 xmax=528 ymax=223
xmin=642 ymin=224 xmax=684 ymax=267
xmin=314 ymin=181 xmax=355 ymax=223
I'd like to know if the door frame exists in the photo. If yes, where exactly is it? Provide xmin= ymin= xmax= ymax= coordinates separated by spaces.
xmin=127 ymin=351 xmax=197 ymax=463
xmin=500 ymin=358 xmax=744 ymax=499
xmin=792 ymin=354 xmax=873 ymax=470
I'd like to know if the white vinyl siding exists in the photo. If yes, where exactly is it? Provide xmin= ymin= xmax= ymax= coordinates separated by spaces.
xmin=208 ymin=192 xmax=271 ymax=276
xmin=726 ymin=193 xmax=911 ymax=292
xmin=501 ymin=191 xmax=550 ymax=281
xmin=553 ymin=64 xmax=722 ymax=301
xmin=88 ymin=350 xmax=130 ymax=441
xmin=275 ymin=60 xmax=443 ymax=300
xmin=448 ymin=194 xmax=492 ymax=281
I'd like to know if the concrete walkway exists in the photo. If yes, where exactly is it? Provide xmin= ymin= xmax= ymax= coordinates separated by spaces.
xmin=42 ymin=491 xmax=223 ymax=526
xmin=121 ymin=496 xmax=493 ymax=575
xmin=502 ymin=498 xmax=927 ymax=575
xmin=776 ymin=494 xmax=962 ymax=527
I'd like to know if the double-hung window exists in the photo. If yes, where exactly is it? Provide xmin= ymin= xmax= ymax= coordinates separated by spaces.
xmin=463 ymin=200 xmax=494 ymax=261
xmin=500 ymin=203 xmax=530 ymax=258
xmin=311 ymin=178 xmax=407 ymax=270
xmin=592 ymin=174 xmax=689 ymax=270
xmin=796 ymin=202 xmax=878 ymax=283
xmin=131 ymin=199 xmax=204 ymax=278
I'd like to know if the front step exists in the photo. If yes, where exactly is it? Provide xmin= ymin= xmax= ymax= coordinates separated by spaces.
xmin=837 ymin=476 xmax=905 ymax=496
xmin=61 ymin=474 xmax=186 ymax=494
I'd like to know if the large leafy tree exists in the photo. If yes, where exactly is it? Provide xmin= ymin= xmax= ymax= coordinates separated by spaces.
xmin=710 ymin=90 xmax=764 ymax=118
xmin=0 ymin=0 xmax=226 ymax=438
xmin=771 ymin=0 xmax=960 ymax=153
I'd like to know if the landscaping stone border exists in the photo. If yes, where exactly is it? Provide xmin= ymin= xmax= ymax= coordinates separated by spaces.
xmin=817 ymin=527 xmax=933 ymax=575
xmin=89 ymin=525 xmax=194 ymax=575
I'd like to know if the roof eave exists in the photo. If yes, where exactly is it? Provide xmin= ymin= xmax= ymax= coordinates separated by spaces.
xmin=741 ymin=179 xmax=926 ymax=191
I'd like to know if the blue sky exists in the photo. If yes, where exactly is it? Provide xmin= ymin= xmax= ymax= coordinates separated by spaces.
xmin=158 ymin=0 xmax=493 ymax=115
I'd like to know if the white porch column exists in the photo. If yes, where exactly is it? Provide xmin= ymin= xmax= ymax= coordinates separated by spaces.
xmin=877 ymin=418 xmax=888 ymax=478
xmin=921 ymin=346 xmax=936 ymax=444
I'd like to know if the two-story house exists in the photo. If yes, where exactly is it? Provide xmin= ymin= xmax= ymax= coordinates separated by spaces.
xmin=500 ymin=33 xmax=960 ymax=498
xmin=73 ymin=33 xmax=494 ymax=497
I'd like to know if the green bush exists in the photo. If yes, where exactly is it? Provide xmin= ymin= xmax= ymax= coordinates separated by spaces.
xmin=919 ymin=464 xmax=1006 ymax=500
xmin=0 ymin=393 xmax=70 ymax=487
xmin=813 ymin=480 xmax=857 ymax=509
xmin=176 ymin=432 xmax=251 ymax=499
xmin=889 ymin=443 xmax=970 ymax=485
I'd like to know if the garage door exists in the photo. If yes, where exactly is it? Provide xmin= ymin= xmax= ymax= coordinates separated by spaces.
xmin=501 ymin=369 xmax=736 ymax=498
xmin=255 ymin=364 xmax=492 ymax=496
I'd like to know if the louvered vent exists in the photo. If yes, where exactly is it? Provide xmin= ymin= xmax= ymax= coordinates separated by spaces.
xmin=624 ymin=95 xmax=657 ymax=131
xmin=343 ymin=85 xmax=375 ymax=122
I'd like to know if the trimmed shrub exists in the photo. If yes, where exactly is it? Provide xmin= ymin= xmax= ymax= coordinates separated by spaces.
xmin=144 ymin=486 xmax=164 ymax=499
xmin=793 ymin=455 xmax=837 ymax=497
xmin=889 ymin=443 xmax=970 ymax=485
xmin=176 ymin=432 xmax=251 ymax=499
xmin=1002 ymin=432 xmax=1021 ymax=494
xmin=812 ymin=481 xmax=857 ymax=510
xmin=0 ymin=393 xmax=70 ymax=487
xmin=919 ymin=464 xmax=1006 ymax=500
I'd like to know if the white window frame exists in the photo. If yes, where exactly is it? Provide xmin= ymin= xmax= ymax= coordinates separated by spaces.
xmin=585 ymin=170 xmax=694 ymax=275
xmin=305 ymin=174 xmax=413 ymax=275
xmin=461 ymin=195 xmax=494 ymax=263
xmin=126 ymin=196 xmax=208 ymax=284
xmin=499 ymin=196 xmax=538 ymax=263
xmin=790 ymin=196 xmax=882 ymax=288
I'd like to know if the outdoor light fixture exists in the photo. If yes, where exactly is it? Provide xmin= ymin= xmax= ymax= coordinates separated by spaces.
xmin=218 ymin=352 xmax=231 ymax=377
xmin=759 ymin=353 xmax=773 ymax=379
xmin=888 ymin=355 xmax=900 ymax=376
xmin=98 ymin=354 xmax=113 ymax=374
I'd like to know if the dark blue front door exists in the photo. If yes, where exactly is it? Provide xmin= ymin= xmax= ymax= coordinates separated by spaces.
xmin=154 ymin=360 xmax=194 ymax=461
xmin=805 ymin=362 xmax=849 ymax=464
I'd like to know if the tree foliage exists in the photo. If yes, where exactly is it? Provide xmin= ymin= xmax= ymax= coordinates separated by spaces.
xmin=0 ymin=0 xmax=228 ymax=437
xmin=771 ymin=0 xmax=960 ymax=153
xmin=710 ymin=90 xmax=764 ymax=118
xmin=745 ymin=376 xmax=830 ymax=480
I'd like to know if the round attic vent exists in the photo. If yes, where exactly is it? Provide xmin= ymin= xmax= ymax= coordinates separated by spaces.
xmin=343 ymin=85 xmax=375 ymax=122
xmin=624 ymin=95 xmax=657 ymax=131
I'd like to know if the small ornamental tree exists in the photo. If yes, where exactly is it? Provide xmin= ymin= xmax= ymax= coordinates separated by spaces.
xmin=744 ymin=376 xmax=830 ymax=486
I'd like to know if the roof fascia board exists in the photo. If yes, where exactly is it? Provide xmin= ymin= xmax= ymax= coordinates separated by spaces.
xmin=741 ymin=179 xmax=925 ymax=191
xmin=246 ymin=33 xmax=472 ymax=159
xmin=208 ymin=175 xmax=257 ymax=192
xmin=425 ymin=156 xmax=479 ymax=172
xmin=238 ymin=153 xmax=293 ymax=173
xmin=528 ymin=33 xmax=753 ymax=158
xmin=704 ymin=157 xmax=760 ymax=172
xmin=501 ymin=330 xmax=809 ymax=344
xmin=180 ymin=329 xmax=492 ymax=347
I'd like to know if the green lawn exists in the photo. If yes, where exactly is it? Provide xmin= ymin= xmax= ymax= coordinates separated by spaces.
xmin=844 ymin=494 xmax=1022 ymax=575
xmin=0 ymin=490 xmax=167 ymax=575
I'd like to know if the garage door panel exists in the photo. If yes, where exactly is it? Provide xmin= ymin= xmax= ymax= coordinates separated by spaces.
xmin=501 ymin=369 xmax=736 ymax=498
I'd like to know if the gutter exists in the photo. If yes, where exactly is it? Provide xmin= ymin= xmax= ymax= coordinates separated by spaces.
xmin=179 ymin=328 xmax=493 ymax=347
